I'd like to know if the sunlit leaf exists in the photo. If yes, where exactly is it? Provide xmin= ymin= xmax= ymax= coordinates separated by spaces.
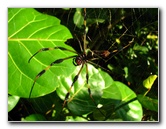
xmin=57 ymin=64 xmax=108 ymax=115
xmin=147 ymin=34 xmax=158 ymax=39
xmin=8 ymin=95 xmax=20 ymax=112
xmin=22 ymin=114 xmax=46 ymax=121
xmin=66 ymin=116 xmax=88 ymax=121
xmin=143 ymin=75 xmax=157 ymax=89
xmin=8 ymin=8 xmax=73 ymax=98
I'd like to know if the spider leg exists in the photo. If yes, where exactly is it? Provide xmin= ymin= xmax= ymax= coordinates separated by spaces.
xmin=85 ymin=63 xmax=94 ymax=101
xmin=85 ymin=63 xmax=106 ymax=117
xmin=107 ymin=38 xmax=134 ymax=61
xmin=28 ymin=46 xmax=78 ymax=63
xmin=63 ymin=63 xmax=84 ymax=108
xmin=29 ymin=55 xmax=77 ymax=99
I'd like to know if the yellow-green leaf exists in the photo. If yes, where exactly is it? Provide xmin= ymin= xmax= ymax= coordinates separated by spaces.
xmin=143 ymin=75 xmax=157 ymax=89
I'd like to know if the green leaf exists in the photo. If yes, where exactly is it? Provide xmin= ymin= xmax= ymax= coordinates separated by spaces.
xmin=143 ymin=75 xmax=157 ymax=89
xmin=101 ymin=81 xmax=143 ymax=121
xmin=8 ymin=95 xmax=20 ymax=112
xmin=8 ymin=8 xmax=73 ymax=98
xmin=86 ymin=9 xmax=106 ymax=25
xmin=102 ymin=82 xmax=122 ymax=100
xmin=22 ymin=114 xmax=46 ymax=121
xmin=66 ymin=116 xmax=88 ymax=121
xmin=147 ymin=34 xmax=158 ymax=40
xmin=30 ymin=92 xmax=62 ymax=115
xmin=137 ymin=94 xmax=158 ymax=112
xmin=73 ymin=8 xmax=84 ymax=28
xmin=133 ymin=43 xmax=149 ymax=54
xmin=56 ymin=65 xmax=111 ymax=115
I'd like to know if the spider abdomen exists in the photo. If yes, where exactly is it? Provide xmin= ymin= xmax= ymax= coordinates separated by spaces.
xmin=73 ymin=56 xmax=83 ymax=66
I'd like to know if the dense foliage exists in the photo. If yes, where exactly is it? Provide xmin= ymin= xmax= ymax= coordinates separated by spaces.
xmin=8 ymin=8 xmax=158 ymax=121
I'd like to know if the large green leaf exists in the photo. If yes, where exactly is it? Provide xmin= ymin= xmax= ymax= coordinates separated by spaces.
xmin=137 ymin=94 xmax=158 ymax=112
xmin=8 ymin=8 xmax=73 ymax=98
xmin=58 ymin=66 xmax=113 ymax=116
xmin=100 ymin=81 xmax=143 ymax=121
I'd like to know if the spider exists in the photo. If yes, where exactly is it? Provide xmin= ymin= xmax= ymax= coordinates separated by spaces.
xmin=28 ymin=8 xmax=133 ymax=115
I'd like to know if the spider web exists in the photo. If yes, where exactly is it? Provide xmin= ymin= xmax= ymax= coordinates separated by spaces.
xmin=8 ymin=8 xmax=158 ymax=121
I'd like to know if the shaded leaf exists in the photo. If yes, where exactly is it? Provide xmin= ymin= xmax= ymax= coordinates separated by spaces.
xmin=30 ymin=92 xmax=62 ymax=115
xmin=133 ymin=43 xmax=149 ymax=54
xmin=73 ymin=8 xmax=84 ymax=28
xmin=137 ymin=94 xmax=158 ymax=112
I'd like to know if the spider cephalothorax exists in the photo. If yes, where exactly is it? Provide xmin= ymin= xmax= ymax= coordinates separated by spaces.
xmin=73 ymin=53 xmax=87 ymax=66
